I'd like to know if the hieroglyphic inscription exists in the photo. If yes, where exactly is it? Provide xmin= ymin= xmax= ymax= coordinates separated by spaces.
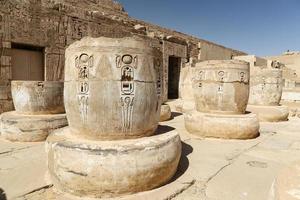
xmin=117 ymin=54 xmax=137 ymax=133
xmin=154 ymin=58 xmax=162 ymax=111
xmin=217 ymin=71 xmax=225 ymax=93
xmin=75 ymin=53 xmax=93 ymax=123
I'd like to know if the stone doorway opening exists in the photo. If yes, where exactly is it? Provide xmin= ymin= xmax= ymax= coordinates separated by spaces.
xmin=168 ymin=56 xmax=181 ymax=99
xmin=11 ymin=43 xmax=44 ymax=81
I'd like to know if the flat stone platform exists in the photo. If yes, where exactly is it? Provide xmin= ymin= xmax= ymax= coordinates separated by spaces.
xmin=1 ymin=107 xmax=300 ymax=200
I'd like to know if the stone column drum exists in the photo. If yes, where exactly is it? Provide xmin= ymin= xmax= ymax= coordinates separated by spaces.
xmin=184 ymin=60 xmax=259 ymax=139
xmin=47 ymin=37 xmax=181 ymax=198
xmin=247 ymin=68 xmax=289 ymax=122
xmin=0 ymin=81 xmax=68 ymax=142
xmin=175 ymin=61 xmax=197 ymax=113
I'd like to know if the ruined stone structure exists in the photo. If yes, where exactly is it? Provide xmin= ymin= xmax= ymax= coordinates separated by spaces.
xmin=0 ymin=0 xmax=246 ymax=114
xmin=0 ymin=81 xmax=67 ymax=142
xmin=266 ymin=51 xmax=300 ymax=88
xmin=184 ymin=60 xmax=260 ymax=139
xmin=47 ymin=36 xmax=181 ymax=198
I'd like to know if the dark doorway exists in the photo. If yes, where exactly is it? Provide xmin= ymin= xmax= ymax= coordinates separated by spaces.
xmin=168 ymin=56 xmax=181 ymax=99
xmin=11 ymin=43 xmax=44 ymax=81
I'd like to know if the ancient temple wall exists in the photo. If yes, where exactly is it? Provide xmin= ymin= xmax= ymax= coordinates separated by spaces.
xmin=0 ymin=0 xmax=247 ymax=113
xmin=0 ymin=6 xmax=14 ymax=113
xmin=0 ymin=0 xmax=135 ymax=113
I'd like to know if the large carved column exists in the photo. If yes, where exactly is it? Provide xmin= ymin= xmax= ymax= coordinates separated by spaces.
xmin=46 ymin=36 xmax=181 ymax=198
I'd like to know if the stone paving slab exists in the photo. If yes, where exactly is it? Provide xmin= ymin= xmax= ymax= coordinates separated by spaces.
xmin=1 ymin=113 xmax=300 ymax=200
xmin=206 ymin=154 xmax=282 ymax=200
xmin=0 ymin=139 xmax=48 ymax=200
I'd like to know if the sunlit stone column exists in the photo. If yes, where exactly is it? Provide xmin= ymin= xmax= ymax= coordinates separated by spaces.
xmin=46 ymin=36 xmax=182 ymax=198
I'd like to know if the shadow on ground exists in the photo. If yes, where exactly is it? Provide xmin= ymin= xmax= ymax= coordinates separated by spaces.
xmin=0 ymin=188 xmax=7 ymax=200
xmin=155 ymin=125 xmax=193 ymax=184
xmin=169 ymin=141 xmax=193 ymax=183
xmin=156 ymin=125 xmax=176 ymax=135
xmin=171 ymin=112 xmax=183 ymax=119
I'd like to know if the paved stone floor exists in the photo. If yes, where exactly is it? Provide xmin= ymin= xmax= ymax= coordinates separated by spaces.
xmin=1 ymin=107 xmax=300 ymax=200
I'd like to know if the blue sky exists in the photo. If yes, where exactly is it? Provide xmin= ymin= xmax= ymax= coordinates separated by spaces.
xmin=117 ymin=0 xmax=300 ymax=56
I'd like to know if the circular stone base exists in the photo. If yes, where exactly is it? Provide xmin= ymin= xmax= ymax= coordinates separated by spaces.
xmin=0 ymin=111 xmax=68 ymax=142
xmin=270 ymin=161 xmax=300 ymax=200
xmin=46 ymin=128 xmax=182 ymax=198
xmin=174 ymin=99 xmax=195 ymax=113
xmin=184 ymin=111 xmax=259 ymax=139
xmin=247 ymin=105 xmax=289 ymax=122
xmin=160 ymin=104 xmax=172 ymax=121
